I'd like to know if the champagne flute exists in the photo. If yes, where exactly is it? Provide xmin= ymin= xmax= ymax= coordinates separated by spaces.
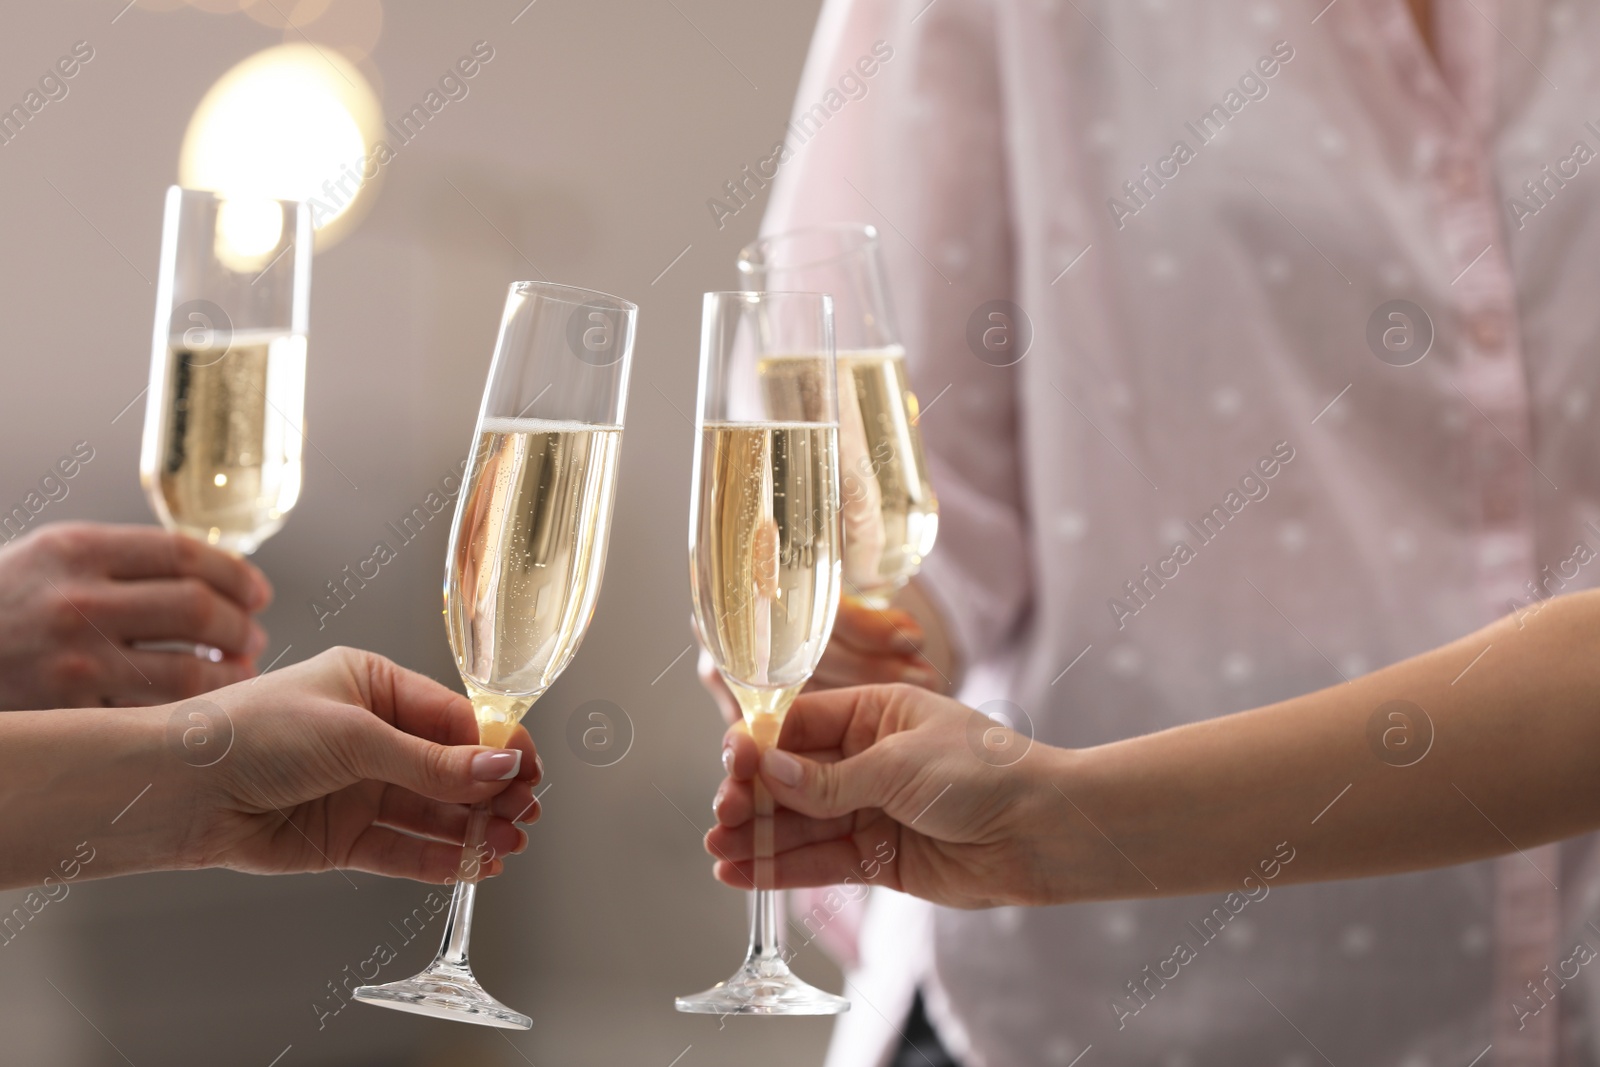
xmin=738 ymin=224 xmax=938 ymax=609
xmin=140 ymin=186 xmax=312 ymax=556
xmin=676 ymin=291 xmax=848 ymax=1015
xmin=354 ymin=281 xmax=637 ymax=1029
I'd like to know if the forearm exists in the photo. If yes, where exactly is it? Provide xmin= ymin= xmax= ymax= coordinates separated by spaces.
xmin=0 ymin=704 xmax=196 ymax=889
xmin=1041 ymin=590 xmax=1600 ymax=902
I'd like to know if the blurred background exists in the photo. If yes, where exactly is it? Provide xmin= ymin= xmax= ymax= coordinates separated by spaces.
xmin=0 ymin=1 xmax=840 ymax=1063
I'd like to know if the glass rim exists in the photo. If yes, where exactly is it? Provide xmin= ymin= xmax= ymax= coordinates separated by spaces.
xmin=697 ymin=289 xmax=837 ymax=426
xmin=165 ymin=184 xmax=308 ymax=211
xmin=702 ymin=289 xmax=837 ymax=304
xmin=737 ymin=223 xmax=880 ymax=273
xmin=510 ymin=279 xmax=637 ymax=314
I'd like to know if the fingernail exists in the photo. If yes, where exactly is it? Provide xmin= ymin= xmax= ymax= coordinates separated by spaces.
xmin=712 ymin=780 xmax=728 ymax=816
xmin=763 ymin=749 xmax=803 ymax=788
xmin=902 ymin=666 xmax=941 ymax=689
xmin=721 ymin=745 xmax=735 ymax=775
xmin=533 ymin=752 xmax=544 ymax=781
xmin=247 ymin=624 xmax=268 ymax=656
xmin=472 ymin=750 xmax=521 ymax=781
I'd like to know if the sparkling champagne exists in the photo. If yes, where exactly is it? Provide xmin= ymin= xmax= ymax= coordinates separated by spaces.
xmin=690 ymin=420 xmax=841 ymax=730
xmin=446 ymin=417 xmax=622 ymax=746
xmin=837 ymin=346 xmax=938 ymax=605
xmin=142 ymin=329 xmax=307 ymax=555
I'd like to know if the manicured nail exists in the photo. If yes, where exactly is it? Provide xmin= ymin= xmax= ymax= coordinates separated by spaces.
xmin=533 ymin=752 xmax=545 ymax=781
xmin=246 ymin=624 xmax=268 ymax=656
xmin=472 ymin=750 xmax=522 ymax=781
xmin=903 ymin=666 xmax=941 ymax=689
xmin=712 ymin=780 xmax=728 ymax=816
xmin=721 ymin=745 xmax=735 ymax=775
xmin=763 ymin=749 xmax=803 ymax=787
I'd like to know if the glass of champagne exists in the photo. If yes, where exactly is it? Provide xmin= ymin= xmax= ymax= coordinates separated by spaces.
xmin=675 ymin=291 xmax=847 ymax=1016
xmin=738 ymin=224 xmax=938 ymax=608
xmin=354 ymin=281 xmax=637 ymax=1029
xmin=140 ymin=186 xmax=312 ymax=555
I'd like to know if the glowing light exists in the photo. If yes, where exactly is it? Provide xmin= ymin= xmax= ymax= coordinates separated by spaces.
xmin=213 ymin=197 xmax=284 ymax=271
xmin=180 ymin=44 xmax=382 ymax=248
xmin=213 ymin=473 xmax=229 ymax=487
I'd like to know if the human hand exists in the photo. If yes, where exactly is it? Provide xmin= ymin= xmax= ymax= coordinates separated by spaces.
xmin=705 ymin=684 xmax=1059 ymax=909
xmin=0 ymin=522 xmax=273 ymax=709
xmin=696 ymin=597 xmax=942 ymax=725
xmin=179 ymin=647 xmax=540 ymax=883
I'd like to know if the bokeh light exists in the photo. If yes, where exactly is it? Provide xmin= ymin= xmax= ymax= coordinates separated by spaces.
xmin=212 ymin=196 xmax=284 ymax=270
xmin=179 ymin=43 xmax=382 ymax=248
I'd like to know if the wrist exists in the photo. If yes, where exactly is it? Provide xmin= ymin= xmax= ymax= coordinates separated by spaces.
xmin=1020 ymin=741 xmax=1151 ymax=906
xmin=137 ymin=702 xmax=230 ymax=873
xmin=4 ymin=704 xmax=201 ymax=886
xmin=82 ymin=705 xmax=201 ymax=878
xmin=60 ymin=710 xmax=200 ymax=883
xmin=1015 ymin=742 xmax=1084 ymax=905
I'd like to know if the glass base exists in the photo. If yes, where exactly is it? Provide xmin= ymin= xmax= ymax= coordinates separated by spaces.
xmin=354 ymin=961 xmax=531 ymax=1030
xmin=675 ymin=957 xmax=850 ymax=1016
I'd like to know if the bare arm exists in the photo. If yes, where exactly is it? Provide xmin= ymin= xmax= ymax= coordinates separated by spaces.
xmin=1057 ymin=588 xmax=1598 ymax=899
xmin=0 ymin=648 xmax=541 ymax=891
xmin=708 ymin=590 xmax=1600 ymax=907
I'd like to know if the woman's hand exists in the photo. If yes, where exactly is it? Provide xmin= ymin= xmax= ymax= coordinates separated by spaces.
xmin=697 ymin=596 xmax=947 ymax=724
xmin=705 ymin=592 xmax=1600 ymax=910
xmin=180 ymin=647 xmax=540 ymax=883
xmin=0 ymin=522 xmax=273 ymax=709
xmin=705 ymin=684 xmax=1061 ymax=909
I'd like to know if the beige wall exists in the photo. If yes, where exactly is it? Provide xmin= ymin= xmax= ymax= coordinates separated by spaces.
xmin=0 ymin=2 xmax=843 ymax=1063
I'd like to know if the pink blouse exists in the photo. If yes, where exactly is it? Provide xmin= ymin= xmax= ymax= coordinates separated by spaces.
xmin=763 ymin=0 xmax=1600 ymax=1064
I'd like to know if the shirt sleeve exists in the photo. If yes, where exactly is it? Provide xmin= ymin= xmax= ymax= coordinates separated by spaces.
xmin=760 ymin=0 xmax=1031 ymax=668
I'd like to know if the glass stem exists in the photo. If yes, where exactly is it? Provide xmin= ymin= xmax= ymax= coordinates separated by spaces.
xmin=749 ymin=888 xmax=783 ymax=964
xmin=439 ymin=878 xmax=478 ymax=970
xmin=437 ymin=801 xmax=492 ymax=970
xmin=748 ymin=776 xmax=784 ymax=965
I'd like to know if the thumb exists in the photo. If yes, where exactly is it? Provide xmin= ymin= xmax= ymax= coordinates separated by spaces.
xmin=346 ymin=716 xmax=525 ymax=804
xmin=757 ymin=743 xmax=898 ymax=819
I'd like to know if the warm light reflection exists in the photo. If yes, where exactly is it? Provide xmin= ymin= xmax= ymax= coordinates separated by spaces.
xmin=180 ymin=43 xmax=381 ymax=248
